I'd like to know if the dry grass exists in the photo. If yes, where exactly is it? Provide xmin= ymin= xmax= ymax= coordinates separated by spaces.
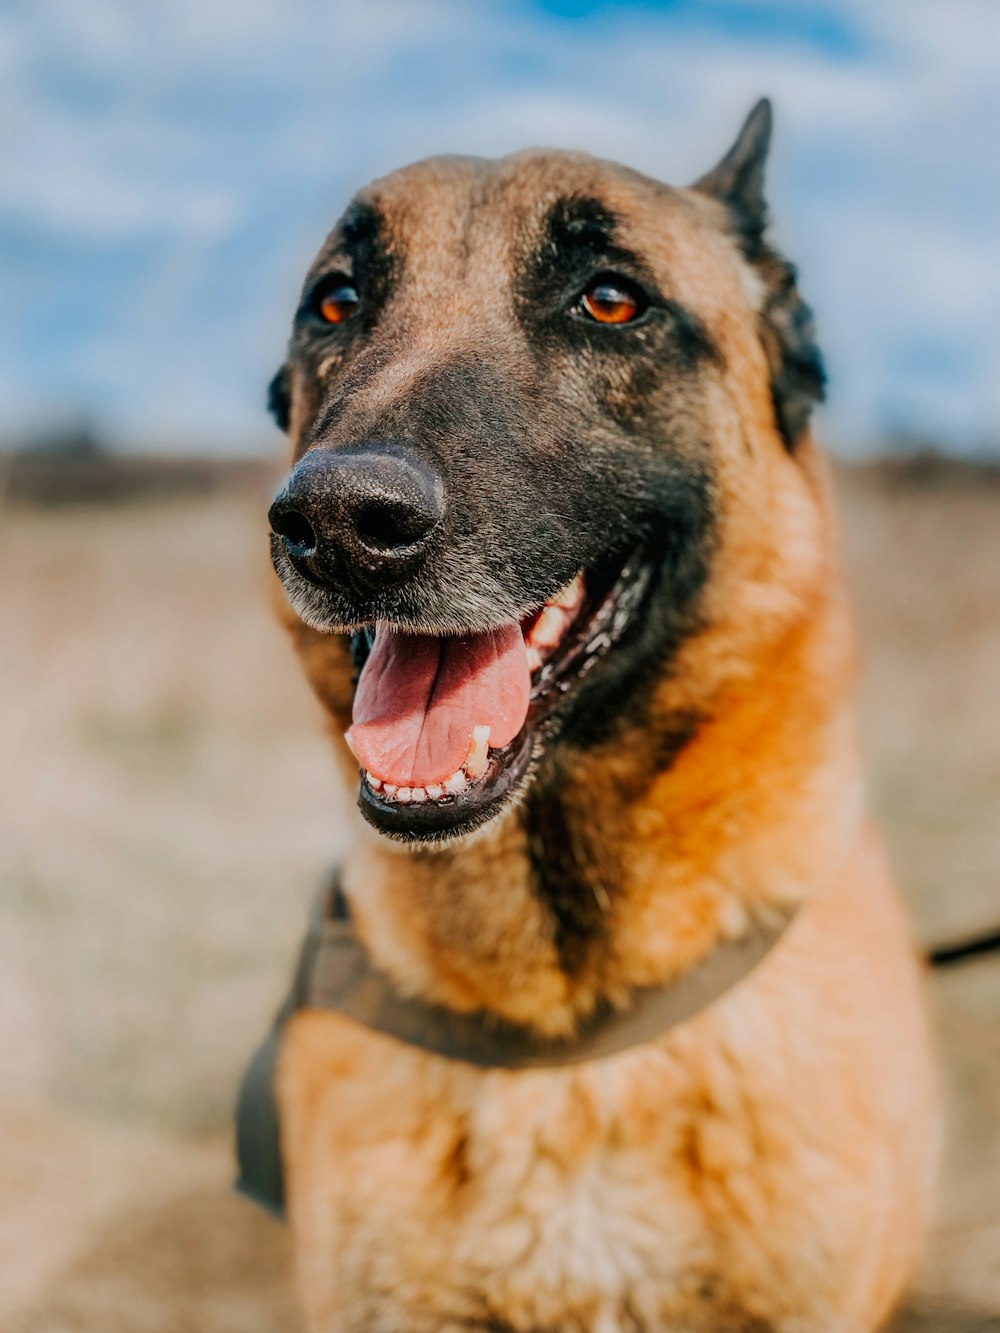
xmin=0 ymin=466 xmax=997 ymax=1329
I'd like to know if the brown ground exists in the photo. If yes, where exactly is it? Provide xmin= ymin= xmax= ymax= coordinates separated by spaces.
xmin=1 ymin=464 xmax=997 ymax=1330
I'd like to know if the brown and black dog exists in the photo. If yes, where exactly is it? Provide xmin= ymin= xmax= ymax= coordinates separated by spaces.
xmin=264 ymin=101 xmax=938 ymax=1331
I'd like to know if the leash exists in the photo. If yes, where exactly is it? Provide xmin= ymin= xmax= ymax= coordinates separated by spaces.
xmin=235 ymin=869 xmax=799 ymax=1218
xmin=927 ymin=925 xmax=1000 ymax=968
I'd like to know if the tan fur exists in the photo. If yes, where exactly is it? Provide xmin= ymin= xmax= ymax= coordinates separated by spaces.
xmin=272 ymin=149 xmax=938 ymax=1331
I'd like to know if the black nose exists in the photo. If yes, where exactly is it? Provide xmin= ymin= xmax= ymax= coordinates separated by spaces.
xmin=268 ymin=445 xmax=444 ymax=592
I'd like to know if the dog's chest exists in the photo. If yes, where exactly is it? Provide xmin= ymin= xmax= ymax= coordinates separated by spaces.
xmin=279 ymin=1011 xmax=836 ymax=1332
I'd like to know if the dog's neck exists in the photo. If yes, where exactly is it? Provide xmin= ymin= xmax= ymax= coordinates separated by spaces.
xmin=340 ymin=579 xmax=861 ymax=1037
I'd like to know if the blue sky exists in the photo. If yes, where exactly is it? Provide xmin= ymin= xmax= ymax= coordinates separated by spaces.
xmin=2 ymin=0 xmax=998 ymax=456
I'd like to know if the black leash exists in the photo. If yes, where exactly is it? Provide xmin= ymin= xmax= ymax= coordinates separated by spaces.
xmin=927 ymin=925 xmax=1000 ymax=969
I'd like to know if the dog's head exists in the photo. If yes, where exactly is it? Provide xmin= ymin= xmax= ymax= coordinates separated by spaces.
xmin=268 ymin=100 xmax=825 ymax=842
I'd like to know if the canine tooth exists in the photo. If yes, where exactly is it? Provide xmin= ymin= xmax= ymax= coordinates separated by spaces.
xmin=425 ymin=783 xmax=443 ymax=800
xmin=383 ymin=783 xmax=397 ymax=797
xmin=525 ymin=645 xmax=543 ymax=673
xmin=530 ymin=604 xmax=568 ymax=649
xmin=397 ymin=787 xmax=413 ymax=803
xmin=444 ymin=769 xmax=467 ymax=794
xmin=410 ymin=786 xmax=427 ymax=803
xmin=551 ymin=573 xmax=584 ymax=611
xmin=465 ymin=725 xmax=490 ymax=779
xmin=344 ymin=729 xmax=357 ymax=758
xmin=366 ymin=772 xmax=383 ymax=791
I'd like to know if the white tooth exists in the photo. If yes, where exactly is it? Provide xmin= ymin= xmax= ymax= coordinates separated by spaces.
xmin=551 ymin=573 xmax=584 ymax=611
xmin=444 ymin=769 xmax=467 ymax=794
xmin=529 ymin=604 xmax=567 ymax=649
xmin=397 ymin=786 xmax=412 ymax=803
xmin=525 ymin=645 xmax=543 ymax=674
xmin=426 ymin=784 xmax=443 ymax=800
xmin=410 ymin=786 xmax=427 ymax=803
xmin=344 ymin=729 xmax=357 ymax=758
xmin=366 ymin=772 xmax=383 ymax=790
xmin=383 ymin=783 xmax=397 ymax=797
xmin=465 ymin=725 xmax=490 ymax=779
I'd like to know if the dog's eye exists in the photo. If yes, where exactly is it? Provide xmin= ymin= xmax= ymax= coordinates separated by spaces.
xmin=314 ymin=279 xmax=360 ymax=325
xmin=578 ymin=278 xmax=644 ymax=325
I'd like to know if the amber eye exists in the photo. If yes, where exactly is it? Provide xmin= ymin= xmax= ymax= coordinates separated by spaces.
xmin=316 ymin=280 xmax=360 ymax=325
xmin=579 ymin=278 xmax=643 ymax=325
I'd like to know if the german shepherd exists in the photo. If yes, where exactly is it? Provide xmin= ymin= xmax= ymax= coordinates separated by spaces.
xmin=265 ymin=101 xmax=938 ymax=1332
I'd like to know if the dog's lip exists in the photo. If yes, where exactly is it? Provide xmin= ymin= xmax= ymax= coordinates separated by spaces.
xmin=358 ymin=726 xmax=535 ymax=841
xmin=523 ymin=546 xmax=652 ymax=725
xmin=352 ymin=544 xmax=653 ymax=842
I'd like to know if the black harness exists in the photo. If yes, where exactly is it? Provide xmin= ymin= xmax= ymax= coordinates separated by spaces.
xmin=235 ymin=871 xmax=799 ymax=1218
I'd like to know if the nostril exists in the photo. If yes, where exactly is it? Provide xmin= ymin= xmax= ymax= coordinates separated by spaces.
xmin=354 ymin=501 xmax=433 ymax=552
xmin=271 ymin=509 xmax=317 ymax=556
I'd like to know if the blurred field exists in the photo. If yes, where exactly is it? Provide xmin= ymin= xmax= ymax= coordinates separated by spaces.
xmin=0 ymin=464 xmax=998 ymax=1329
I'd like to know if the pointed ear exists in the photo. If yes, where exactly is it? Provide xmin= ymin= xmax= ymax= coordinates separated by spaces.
xmin=694 ymin=100 xmax=824 ymax=448
xmin=693 ymin=98 xmax=772 ymax=246
xmin=267 ymin=365 xmax=291 ymax=433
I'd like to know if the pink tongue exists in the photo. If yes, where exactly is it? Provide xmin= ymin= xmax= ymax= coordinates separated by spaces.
xmin=350 ymin=624 xmax=531 ymax=787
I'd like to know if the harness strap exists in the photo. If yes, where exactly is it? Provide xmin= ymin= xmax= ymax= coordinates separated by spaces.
xmin=235 ymin=884 xmax=342 ymax=1216
xmin=305 ymin=886 xmax=796 ymax=1069
xmin=234 ymin=1022 xmax=286 ymax=1218
xmin=235 ymin=870 xmax=798 ymax=1217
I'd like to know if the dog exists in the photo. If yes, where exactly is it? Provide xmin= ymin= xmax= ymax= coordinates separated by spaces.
xmin=262 ymin=100 xmax=938 ymax=1332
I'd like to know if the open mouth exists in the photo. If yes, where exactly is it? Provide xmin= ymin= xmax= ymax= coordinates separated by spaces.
xmin=346 ymin=547 xmax=653 ymax=841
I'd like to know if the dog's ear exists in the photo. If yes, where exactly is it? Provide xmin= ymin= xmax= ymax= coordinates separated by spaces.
xmin=693 ymin=99 xmax=825 ymax=448
xmin=694 ymin=97 xmax=772 ymax=250
xmin=268 ymin=365 xmax=291 ymax=433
